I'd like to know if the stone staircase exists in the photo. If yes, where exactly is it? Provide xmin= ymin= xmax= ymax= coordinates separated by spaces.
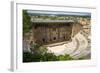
xmin=47 ymin=31 xmax=91 ymax=59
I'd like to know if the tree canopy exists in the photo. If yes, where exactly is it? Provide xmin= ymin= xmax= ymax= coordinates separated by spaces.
xmin=23 ymin=44 xmax=74 ymax=62
xmin=23 ymin=10 xmax=31 ymax=35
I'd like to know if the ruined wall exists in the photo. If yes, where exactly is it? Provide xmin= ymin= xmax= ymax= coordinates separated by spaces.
xmin=32 ymin=23 xmax=73 ymax=45
xmin=72 ymin=23 xmax=83 ymax=37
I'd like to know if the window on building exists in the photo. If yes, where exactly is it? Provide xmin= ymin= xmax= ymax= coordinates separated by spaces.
xmin=34 ymin=25 xmax=37 ymax=29
xmin=42 ymin=38 xmax=45 ymax=43
xmin=67 ymin=23 xmax=71 ymax=27
xmin=53 ymin=37 xmax=56 ymax=40
xmin=63 ymin=36 xmax=66 ymax=39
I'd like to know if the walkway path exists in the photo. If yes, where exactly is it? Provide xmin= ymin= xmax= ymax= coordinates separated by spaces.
xmin=47 ymin=31 xmax=91 ymax=59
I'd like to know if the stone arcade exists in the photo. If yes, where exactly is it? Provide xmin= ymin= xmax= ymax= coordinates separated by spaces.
xmin=31 ymin=20 xmax=82 ymax=45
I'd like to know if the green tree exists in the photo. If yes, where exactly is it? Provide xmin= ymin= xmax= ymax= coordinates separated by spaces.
xmin=23 ymin=10 xmax=31 ymax=35
xmin=23 ymin=52 xmax=34 ymax=62
xmin=58 ymin=54 xmax=73 ymax=61
xmin=23 ymin=44 xmax=74 ymax=62
xmin=41 ymin=52 xmax=58 ymax=61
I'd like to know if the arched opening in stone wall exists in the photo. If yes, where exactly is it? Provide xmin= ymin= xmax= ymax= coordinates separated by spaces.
xmin=53 ymin=37 xmax=56 ymax=40
xmin=42 ymin=38 xmax=45 ymax=43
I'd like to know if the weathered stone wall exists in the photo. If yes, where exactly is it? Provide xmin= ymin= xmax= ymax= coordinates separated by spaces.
xmin=32 ymin=23 xmax=73 ymax=45
xmin=72 ymin=23 xmax=83 ymax=37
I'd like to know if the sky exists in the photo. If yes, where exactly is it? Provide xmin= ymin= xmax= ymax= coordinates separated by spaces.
xmin=27 ymin=10 xmax=91 ymax=16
